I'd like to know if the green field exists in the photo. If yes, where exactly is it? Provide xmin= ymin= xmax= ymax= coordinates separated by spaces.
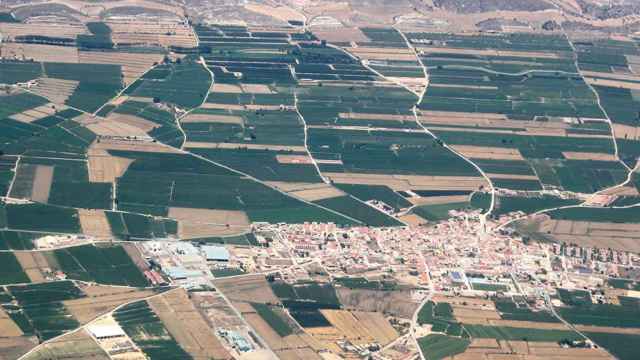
xmin=0 ymin=252 xmax=30 ymax=284
xmin=52 ymin=244 xmax=149 ymax=287
xmin=418 ymin=334 xmax=470 ymax=360
xmin=463 ymin=324 xmax=581 ymax=341
xmin=252 ymin=303 xmax=295 ymax=337
xmin=7 ymin=281 xmax=83 ymax=340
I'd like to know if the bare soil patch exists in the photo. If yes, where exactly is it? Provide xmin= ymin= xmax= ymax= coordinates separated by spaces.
xmin=78 ymin=210 xmax=113 ymax=238
xmin=181 ymin=113 xmax=244 ymax=124
xmin=213 ymin=274 xmax=279 ymax=304
xmin=211 ymin=83 xmax=243 ymax=93
xmin=312 ymin=27 xmax=370 ymax=43
xmin=88 ymin=146 xmax=135 ymax=183
xmin=585 ymin=77 xmax=640 ymax=90
xmin=275 ymin=154 xmax=313 ymax=164
xmin=86 ymin=115 xmax=154 ymax=137
xmin=0 ymin=307 xmax=23 ymax=337
xmin=184 ymin=141 xmax=307 ymax=152
xmin=244 ymin=3 xmax=305 ymax=23
xmin=30 ymin=165 xmax=54 ymax=203
xmin=537 ymin=217 xmax=640 ymax=253
xmin=168 ymin=207 xmax=250 ymax=238
xmin=561 ymin=152 xmax=617 ymax=161
xmin=451 ymin=145 xmax=524 ymax=161
xmin=612 ymin=123 xmax=640 ymax=140
xmin=288 ymin=185 xmax=345 ymax=202
xmin=91 ymin=138 xmax=180 ymax=154
xmin=336 ymin=288 xmax=419 ymax=319
xmin=0 ymin=43 xmax=79 ymax=63
xmin=322 ymin=172 xmax=487 ymax=191
xmin=30 ymin=78 xmax=79 ymax=104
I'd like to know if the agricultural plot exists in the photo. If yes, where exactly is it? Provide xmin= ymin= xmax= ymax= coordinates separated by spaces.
xmin=270 ymin=280 xmax=341 ymax=328
xmin=472 ymin=193 xmax=582 ymax=216
xmin=573 ymin=38 xmax=640 ymax=167
xmin=334 ymin=184 xmax=412 ymax=212
xmin=12 ymin=157 xmax=111 ymax=209
xmin=518 ymin=210 xmax=640 ymax=253
xmin=189 ymin=148 xmax=321 ymax=183
xmin=107 ymin=19 xmax=197 ymax=48
xmin=0 ymin=252 xmax=30 ymax=285
xmin=0 ymin=60 xmax=42 ymax=84
xmin=105 ymin=211 xmax=177 ymax=240
xmin=111 ymin=150 xmax=356 ymax=225
xmin=434 ymin=130 xmax=626 ymax=193
xmin=1 ymin=201 xmax=81 ymax=234
xmin=0 ymin=230 xmax=38 ymax=250
xmin=313 ymin=195 xmax=403 ymax=226
xmin=42 ymin=62 xmax=123 ymax=113
xmin=422 ymin=67 xmax=603 ymax=119
xmin=4 ymin=117 xmax=96 ymax=160
xmin=124 ymin=57 xmax=210 ymax=110
xmin=417 ymin=334 xmax=470 ymax=360
xmin=147 ymin=289 xmax=231 ymax=360
xmin=463 ymin=324 xmax=581 ymax=342
xmin=21 ymin=328 xmax=109 ymax=360
xmin=113 ymin=300 xmax=192 ymax=360
xmin=6 ymin=281 xmax=83 ymax=341
xmin=76 ymin=22 xmax=113 ymax=50
xmin=2 ymin=57 xmax=123 ymax=116
xmin=51 ymin=244 xmax=149 ymax=287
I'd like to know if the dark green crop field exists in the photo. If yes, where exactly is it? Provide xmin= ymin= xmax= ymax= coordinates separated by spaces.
xmin=52 ymin=244 xmax=149 ymax=287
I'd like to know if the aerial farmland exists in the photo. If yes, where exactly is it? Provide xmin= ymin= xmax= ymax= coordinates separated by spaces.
xmin=1 ymin=0 xmax=640 ymax=359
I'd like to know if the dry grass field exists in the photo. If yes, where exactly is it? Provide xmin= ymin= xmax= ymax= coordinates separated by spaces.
xmin=452 ymin=339 xmax=611 ymax=360
xmin=244 ymin=3 xmax=305 ymax=24
xmin=0 ymin=23 xmax=86 ymax=40
xmin=64 ymin=286 xmax=153 ymax=323
xmin=0 ymin=336 xmax=39 ymax=360
xmin=88 ymin=146 xmax=135 ymax=183
xmin=336 ymin=288 xmax=419 ymax=319
xmin=184 ymin=142 xmax=308 ymax=152
xmin=30 ymin=78 xmax=80 ymax=104
xmin=90 ymin=138 xmax=180 ymax=154
xmin=30 ymin=165 xmax=54 ymax=203
xmin=319 ymin=310 xmax=398 ymax=346
xmin=450 ymin=145 xmax=524 ymax=161
xmin=1 ymin=43 xmax=80 ymax=63
xmin=322 ymin=172 xmax=488 ymax=191
xmin=0 ymin=307 xmax=23 ymax=337
xmin=9 ymin=104 xmax=58 ymax=124
xmin=287 ymin=185 xmax=345 ymax=202
xmin=107 ymin=20 xmax=196 ymax=48
xmin=181 ymin=113 xmax=244 ymax=124
xmin=168 ymin=207 xmax=250 ymax=238
xmin=21 ymin=329 xmax=108 ymax=360
xmin=86 ymin=114 xmax=155 ymax=137
xmin=213 ymin=274 xmax=279 ymax=304
xmin=148 ymin=289 xmax=232 ymax=360
xmin=536 ymin=216 xmax=640 ymax=253
xmin=78 ymin=210 xmax=113 ymax=238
